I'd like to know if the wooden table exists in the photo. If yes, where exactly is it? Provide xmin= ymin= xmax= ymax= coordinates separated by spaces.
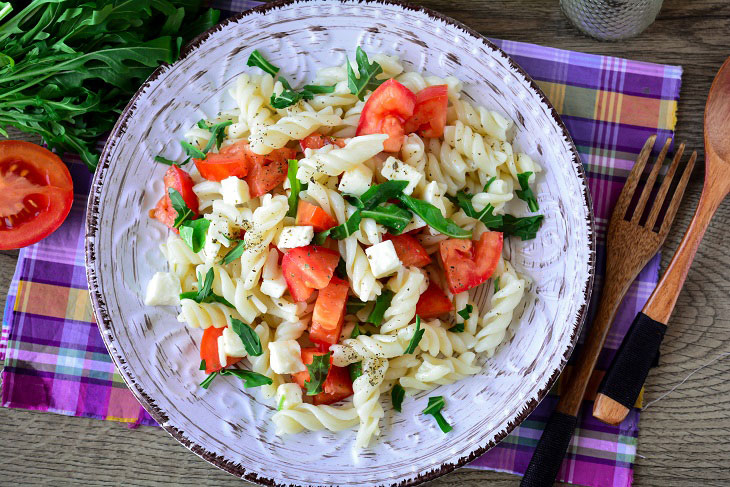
xmin=1 ymin=1 xmax=729 ymax=485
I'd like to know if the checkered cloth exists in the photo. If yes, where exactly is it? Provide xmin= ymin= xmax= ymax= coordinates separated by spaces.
xmin=1 ymin=2 xmax=682 ymax=486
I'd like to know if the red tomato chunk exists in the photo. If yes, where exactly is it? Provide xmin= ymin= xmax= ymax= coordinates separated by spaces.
xmin=384 ymin=233 xmax=431 ymax=268
xmin=281 ymin=245 xmax=340 ymax=301
xmin=403 ymin=85 xmax=449 ymax=138
xmin=356 ymin=79 xmax=416 ymax=152
xmin=439 ymin=231 xmax=503 ymax=294
xmin=416 ymin=281 xmax=454 ymax=319
xmin=310 ymin=277 xmax=348 ymax=345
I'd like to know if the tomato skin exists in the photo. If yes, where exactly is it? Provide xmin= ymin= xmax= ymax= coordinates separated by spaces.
xmin=193 ymin=152 xmax=248 ymax=181
xmin=356 ymin=79 xmax=417 ymax=152
xmin=384 ymin=233 xmax=431 ymax=268
xmin=281 ymin=245 xmax=340 ymax=290
xmin=299 ymin=133 xmax=346 ymax=151
xmin=296 ymin=200 xmax=338 ymax=232
xmin=281 ymin=266 xmax=314 ymax=302
xmin=200 ymin=326 xmax=241 ymax=374
xmin=310 ymin=277 xmax=348 ymax=345
xmin=0 ymin=141 xmax=73 ymax=250
xmin=152 ymin=165 xmax=199 ymax=231
xmin=416 ymin=282 xmax=454 ymax=319
xmin=403 ymin=85 xmax=449 ymax=138
xmin=292 ymin=348 xmax=353 ymax=405
xmin=213 ymin=140 xmax=295 ymax=197
xmin=439 ymin=231 xmax=503 ymax=294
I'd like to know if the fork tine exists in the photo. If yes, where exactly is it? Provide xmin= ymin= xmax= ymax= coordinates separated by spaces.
xmin=645 ymin=142 xmax=685 ymax=229
xmin=631 ymin=137 xmax=672 ymax=224
xmin=659 ymin=150 xmax=697 ymax=235
xmin=614 ymin=135 xmax=657 ymax=219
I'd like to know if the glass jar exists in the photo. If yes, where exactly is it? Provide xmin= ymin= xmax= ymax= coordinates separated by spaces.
xmin=560 ymin=0 xmax=663 ymax=41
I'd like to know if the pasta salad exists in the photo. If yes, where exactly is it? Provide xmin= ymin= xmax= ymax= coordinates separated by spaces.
xmin=145 ymin=47 xmax=544 ymax=449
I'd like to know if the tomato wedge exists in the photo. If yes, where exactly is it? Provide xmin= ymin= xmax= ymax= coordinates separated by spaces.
xmin=299 ymin=133 xmax=345 ymax=151
xmin=439 ymin=231 xmax=503 ymax=294
xmin=0 ymin=141 xmax=73 ymax=250
xmin=384 ymin=233 xmax=431 ymax=268
xmin=310 ymin=277 xmax=348 ymax=345
xmin=292 ymin=348 xmax=353 ymax=405
xmin=356 ymin=79 xmax=417 ymax=152
xmin=281 ymin=245 xmax=340 ymax=301
xmin=193 ymin=152 xmax=248 ymax=182
xmin=416 ymin=281 xmax=454 ymax=319
xmin=151 ymin=165 xmax=199 ymax=232
xmin=403 ymin=85 xmax=449 ymax=138
xmin=296 ymin=200 xmax=338 ymax=232
xmin=200 ymin=326 xmax=241 ymax=374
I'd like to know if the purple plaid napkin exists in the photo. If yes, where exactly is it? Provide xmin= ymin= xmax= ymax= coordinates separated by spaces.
xmin=1 ymin=1 xmax=682 ymax=485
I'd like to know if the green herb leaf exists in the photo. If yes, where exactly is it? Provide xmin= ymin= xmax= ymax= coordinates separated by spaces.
xmin=404 ymin=315 xmax=425 ymax=354
xmin=494 ymin=276 xmax=501 ymax=293
xmin=286 ymin=159 xmax=305 ymax=217
xmin=270 ymin=88 xmax=312 ymax=109
xmin=201 ymin=120 xmax=232 ymax=153
xmin=347 ymin=47 xmax=384 ymax=101
xmin=422 ymin=395 xmax=452 ymax=433
xmin=199 ymin=359 xmax=206 ymax=371
xmin=350 ymin=323 xmax=361 ymax=339
xmin=349 ymin=361 xmax=363 ymax=382
xmin=361 ymin=203 xmax=412 ymax=234
xmin=200 ymin=371 xmax=218 ymax=389
xmin=179 ymin=218 xmax=210 ymax=253
xmin=355 ymin=180 xmax=409 ymax=210
xmin=345 ymin=299 xmax=368 ymax=315
xmin=448 ymin=191 xmax=503 ymax=228
xmin=197 ymin=269 xmax=214 ymax=302
xmin=484 ymin=176 xmax=497 ymax=192
xmin=230 ymin=317 xmax=262 ymax=357
xmin=219 ymin=368 xmax=272 ymax=388
xmin=313 ymin=230 xmax=329 ymax=246
xmin=207 ymin=293 xmax=235 ymax=309
xmin=219 ymin=240 xmax=245 ymax=265
xmin=457 ymin=304 xmax=473 ymax=321
xmin=397 ymin=194 xmax=472 ymax=239
xmin=154 ymin=155 xmax=190 ymax=166
xmin=497 ymin=214 xmax=544 ymax=241
xmin=305 ymin=352 xmax=331 ymax=395
xmin=327 ymin=210 xmax=362 ymax=240
xmin=180 ymin=140 xmax=205 ymax=159
xmin=168 ymin=187 xmax=193 ymax=228
xmin=247 ymin=49 xmax=279 ymax=77
xmin=367 ymin=290 xmax=394 ymax=326
xmin=391 ymin=384 xmax=405 ymax=412
xmin=335 ymin=257 xmax=347 ymax=279
xmin=277 ymin=394 xmax=286 ymax=410
xmin=516 ymin=172 xmax=539 ymax=212
xmin=448 ymin=323 xmax=465 ymax=333
xmin=302 ymin=84 xmax=336 ymax=94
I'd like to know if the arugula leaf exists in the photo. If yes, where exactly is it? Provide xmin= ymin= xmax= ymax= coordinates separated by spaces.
xmin=391 ymin=384 xmax=405 ymax=412
xmin=312 ymin=230 xmax=329 ymax=246
xmin=347 ymin=47 xmax=384 ymax=100
xmin=350 ymin=323 xmax=361 ymax=339
xmin=246 ymin=49 xmax=279 ymax=76
xmin=497 ymin=214 xmax=544 ymax=241
xmin=361 ymin=204 xmax=412 ymax=234
xmin=168 ymin=188 xmax=193 ymax=228
xmin=516 ymin=172 xmax=539 ymax=212
xmin=326 ymin=210 xmax=362 ymax=240
xmin=179 ymin=218 xmax=209 ymax=253
xmin=354 ymin=180 xmax=409 ymax=210
xmin=302 ymin=84 xmax=336 ymax=94
xmin=200 ymin=371 xmax=218 ymax=389
xmin=448 ymin=191 xmax=503 ymax=228
xmin=404 ymin=315 xmax=424 ymax=354
xmin=201 ymin=120 xmax=232 ymax=153
xmin=457 ymin=304 xmax=473 ymax=321
xmin=349 ymin=361 xmax=363 ymax=382
xmin=180 ymin=140 xmax=205 ymax=159
xmin=179 ymin=269 xmax=234 ymax=308
xmin=335 ymin=258 xmax=347 ymax=280
xmin=367 ymin=290 xmax=394 ymax=326
xmin=199 ymin=359 xmax=206 ymax=371
xmin=494 ymin=277 xmax=501 ymax=293
xmin=484 ymin=176 xmax=497 ymax=192
xmin=448 ymin=323 xmax=464 ymax=333
xmin=270 ymin=88 xmax=311 ymax=109
xmin=219 ymin=368 xmax=272 ymax=388
xmin=304 ymin=353 xmax=331 ymax=395
xmin=345 ymin=299 xmax=368 ymax=315
xmin=277 ymin=394 xmax=286 ymax=411
xmin=397 ymin=194 xmax=472 ymax=239
xmin=230 ymin=317 xmax=263 ymax=357
xmin=286 ymin=159 xmax=305 ymax=217
xmin=422 ymin=395 xmax=452 ymax=433
xmin=154 ymin=155 xmax=190 ymax=166
xmin=219 ymin=240 xmax=245 ymax=265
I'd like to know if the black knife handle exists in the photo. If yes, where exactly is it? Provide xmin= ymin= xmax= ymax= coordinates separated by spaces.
xmin=598 ymin=312 xmax=667 ymax=409
xmin=520 ymin=411 xmax=578 ymax=487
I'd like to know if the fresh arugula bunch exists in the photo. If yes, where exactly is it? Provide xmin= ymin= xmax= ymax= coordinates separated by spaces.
xmin=0 ymin=0 xmax=220 ymax=170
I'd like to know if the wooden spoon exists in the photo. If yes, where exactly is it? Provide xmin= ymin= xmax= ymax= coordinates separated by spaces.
xmin=593 ymin=56 xmax=730 ymax=425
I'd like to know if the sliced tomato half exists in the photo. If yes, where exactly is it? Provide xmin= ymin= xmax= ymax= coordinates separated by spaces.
xmin=439 ymin=231 xmax=503 ymax=294
xmin=151 ymin=165 xmax=199 ymax=232
xmin=356 ymin=79 xmax=417 ymax=152
xmin=416 ymin=281 xmax=454 ymax=319
xmin=309 ymin=276 xmax=348 ymax=345
xmin=403 ymin=85 xmax=449 ymax=138
xmin=193 ymin=152 xmax=249 ymax=182
xmin=281 ymin=245 xmax=340 ymax=301
xmin=292 ymin=348 xmax=353 ymax=405
xmin=296 ymin=200 xmax=338 ymax=232
xmin=0 ymin=141 xmax=73 ymax=250
xmin=384 ymin=233 xmax=431 ymax=268
xmin=200 ymin=326 xmax=241 ymax=374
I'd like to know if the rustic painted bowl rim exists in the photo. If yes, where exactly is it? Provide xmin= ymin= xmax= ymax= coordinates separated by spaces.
xmin=85 ymin=0 xmax=596 ymax=485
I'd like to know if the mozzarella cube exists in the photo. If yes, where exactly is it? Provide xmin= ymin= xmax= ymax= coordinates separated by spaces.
xmin=222 ymin=326 xmax=248 ymax=357
xmin=338 ymin=164 xmax=373 ymax=196
xmin=220 ymin=176 xmax=250 ymax=206
xmin=144 ymin=272 xmax=182 ymax=306
xmin=269 ymin=340 xmax=306 ymax=374
xmin=380 ymin=156 xmax=422 ymax=195
xmin=365 ymin=240 xmax=402 ymax=278
xmin=276 ymin=225 xmax=314 ymax=250
xmin=261 ymin=275 xmax=288 ymax=299
xmin=276 ymin=383 xmax=303 ymax=410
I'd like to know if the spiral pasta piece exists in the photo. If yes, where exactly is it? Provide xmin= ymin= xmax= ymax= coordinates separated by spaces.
xmin=338 ymin=235 xmax=382 ymax=302
xmin=331 ymin=334 xmax=409 ymax=367
xmin=297 ymin=134 xmax=388 ymax=182
xmin=397 ymin=319 xmax=475 ymax=357
xmin=427 ymin=137 xmax=470 ymax=188
xmin=353 ymin=357 xmax=389 ymax=449
xmin=248 ymin=107 xmax=341 ymax=155
xmin=246 ymin=322 xmax=282 ymax=398
xmin=195 ymin=264 xmax=267 ymax=324
xmin=447 ymin=98 xmax=513 ymax=141
xmin=332 ymin=96 xmax=368 ymax=138
xmin=380 ymin=268 xmax=427 ymax=333
xmin=399 ymin=352 xmax=481 ymax=391
xmin=238 ymin=194 xmax=288 ymax=290
xmin=227 ymin=73 xmax=277 ymax=139
xmin=273 ymin=402 xmax=359 ymax=435
xmin=443 ymin=121 xmax=507 ymax=177
xmin=470 ymin=172 xmax=514 ymax=214
xmin=505 ymin=151 xmax=542 ymax=183
xmin=162 ymin=234 xmax=203 ymax=290
xmin=452 ymin=292 xmax=478 ymax=336
xmin=192 ymin=180 xmax=223 ymax=212
xmin=475 ymin=259 xmax=526 ymax=356
xmin=301 ymin=181 xmax=347 ymax=224
xmin=178 ymin=300 xmax=240 ymax=329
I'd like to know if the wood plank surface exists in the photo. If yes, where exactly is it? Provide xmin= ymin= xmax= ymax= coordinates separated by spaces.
xmin=2 ymin=0 xmax=730 ymax=485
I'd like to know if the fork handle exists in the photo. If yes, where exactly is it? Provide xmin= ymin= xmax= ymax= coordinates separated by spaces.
xmin=520 ymin=411 xmax=578 ymax=487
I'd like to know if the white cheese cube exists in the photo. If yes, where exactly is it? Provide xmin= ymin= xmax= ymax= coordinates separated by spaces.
xmin=276 ymin=225 xmax=314 ymax=250
xmin=261 ymin=274 xmax=288 ymax=299
xmin=144 ymin=272 xmax=182 ymax=306
xmin=338 ymin=164 xmax=373 ymax=196
xmin=221 ymin=176 xmax=250 ymax=206
xmin=222 ymin=326 xmax=248 ymax=357
xmin=276 ymin=383 xmax=303 ymax=410
xmin=269 ymin=340 xmax=306 ymax=374
xmin=365 ymin=240 xmax=402 ymax=278
xmin=380 ymin=156 xmax=422 ymax=195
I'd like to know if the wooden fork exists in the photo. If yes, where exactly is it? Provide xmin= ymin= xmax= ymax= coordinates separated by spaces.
xmin=520 ymin=135 xmax=696 ymax=487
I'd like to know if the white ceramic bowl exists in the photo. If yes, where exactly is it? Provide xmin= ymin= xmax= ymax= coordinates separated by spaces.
xmin=85 ymin=1 xmax=595 ymax=485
